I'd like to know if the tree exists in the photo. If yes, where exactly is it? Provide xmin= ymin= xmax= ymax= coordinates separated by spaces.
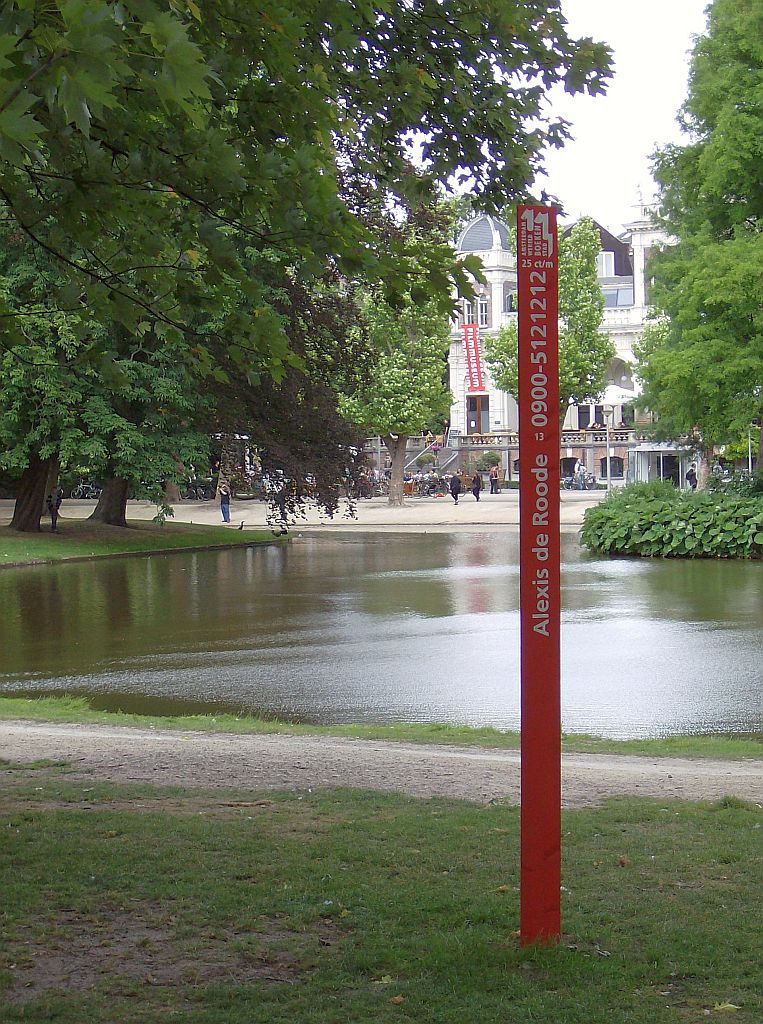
xmin=635 ymin=236 xmax=763 ymax=482
xmin=484 ymin=216 xmax=613 ymax=421
xmin=0 ymin=226 xmax=211 ymax=530
xmin=0 ymin=2 xmax=612 ymax=525
xmin=644 ymin=0 xmax=763 ymax=469
xmin=0 ymin=2 xmax=611 ymax=342
xmin=341 ymin=288 xmax=452 ymax=506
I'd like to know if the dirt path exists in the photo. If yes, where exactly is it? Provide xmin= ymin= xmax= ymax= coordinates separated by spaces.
xmin=2 ymin=721 xmax=761 ymax=807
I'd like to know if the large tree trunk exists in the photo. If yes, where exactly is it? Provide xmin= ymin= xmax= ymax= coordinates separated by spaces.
xmin=164 ymin=456 xmax=186 ymax=504
xmin=217 ymin=436 xmax=237 ymax=496
xmin=164 ymin=480 xmax=181 ymax=504
xmin=41 ymin=457 xmax=60 ymax=515
xmin=89 ymin=477 xmax=129 ymax=527
xmin=10 ymin=455 xmax=52 ymax=532
xmin=383 ymin=434 xmax=409 ymax=507
xmin=697 ymin=446 xmax=714 ymax=490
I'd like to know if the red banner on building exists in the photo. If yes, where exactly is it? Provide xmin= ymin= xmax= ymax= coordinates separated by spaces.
xmin=517 ymin=205 xmax=561 ymax=945
xmin=461 ymin=323 xmax=485 ymax=392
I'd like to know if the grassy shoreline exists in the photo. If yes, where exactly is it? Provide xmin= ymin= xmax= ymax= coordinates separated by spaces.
xmin=1 ymin=696 xmax=760 ymax=760
xmin=0 ymin=519 xmax=285 ymax=566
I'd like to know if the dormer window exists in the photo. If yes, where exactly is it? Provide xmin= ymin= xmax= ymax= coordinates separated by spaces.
xmin=597 ymin=251 xmax=615 ymax=277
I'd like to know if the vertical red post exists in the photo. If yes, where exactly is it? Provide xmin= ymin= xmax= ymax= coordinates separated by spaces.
xmin=517 ymin=205 xmax=561 ymax=944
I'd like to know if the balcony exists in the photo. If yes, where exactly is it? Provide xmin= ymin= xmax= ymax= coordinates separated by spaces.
xmin=362 ymin=430 xmax=645 ymax=461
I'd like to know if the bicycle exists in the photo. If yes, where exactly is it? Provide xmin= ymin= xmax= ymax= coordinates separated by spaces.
xmin=184 ymin=479 xmax=215 ymax=500
xmin=70 ymin=481 xmax=102 ymax=499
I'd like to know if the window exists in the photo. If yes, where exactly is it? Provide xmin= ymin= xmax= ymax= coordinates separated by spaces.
xmin=600 ymin=455 xmax=624 ymax=478
xmin=467 ymin=395 xmax=490 ymax=434
xmin=504 ymin=291 xmax=515 ymax=313
xmin=597 ymin=251 xmax=615 ymax=277
xmin=577 ymin=406 xmax=591 ymax=430
xmin=603 ymin=287 xmax=634 ymax=307
xmin=478 ymin=296 xmax=489 ymax=327
xmin=464 ymin=299 xmax=476 ymax=323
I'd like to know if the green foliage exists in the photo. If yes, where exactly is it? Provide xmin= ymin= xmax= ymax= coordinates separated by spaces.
xmin=485 ymin=217 xmax=613 ymax=416
xmin=341 ymin=287 xmax=452 ymax=438
xmin=475 ymin=450 xmax=502 ymax=472
xmin=645 ymin=0 xmax=763 ymax=454
xmin=637 ymin=235 xmax=763 ymax=447
xmin=708 ymin=470 xmax=763 ymax=498
xmin=0 ymin=226 xmax=211 ymax=492
xmin=0 ymin=0 xmax=612 ymax=374
xmin=581 ymin=484 xmax=763 ymax=559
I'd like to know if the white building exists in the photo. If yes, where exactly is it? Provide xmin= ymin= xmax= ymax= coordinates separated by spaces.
xmin=444 ymin=205 xmax=668 ymax=482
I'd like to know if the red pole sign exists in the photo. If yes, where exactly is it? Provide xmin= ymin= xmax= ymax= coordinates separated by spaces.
xmin=517 ymin=205 xmax=561 ymax=944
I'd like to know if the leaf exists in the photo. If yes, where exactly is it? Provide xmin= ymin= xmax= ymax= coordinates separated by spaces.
xmin=713 ymin=1003 xmax=742 ymax=1012
xmin=0 ymin=91 xmax=43 ymax=146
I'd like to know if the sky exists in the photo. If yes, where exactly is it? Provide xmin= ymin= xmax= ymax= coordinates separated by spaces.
xmin=540 ymin=0 xmax=710 ymax=234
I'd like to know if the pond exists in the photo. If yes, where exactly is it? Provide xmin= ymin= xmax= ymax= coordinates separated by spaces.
xmin=1 ymin=532 xmax=761 ymax=738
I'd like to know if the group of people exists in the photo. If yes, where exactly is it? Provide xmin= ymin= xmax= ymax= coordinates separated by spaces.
xmin=448 ymin=470 xmax=493 ymax=505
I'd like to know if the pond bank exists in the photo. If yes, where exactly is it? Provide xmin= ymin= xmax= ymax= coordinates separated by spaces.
xmin=2 ymin=719 xmax=761 ymax=807
xmin=0 ymin=518 xmax=283 ymax=567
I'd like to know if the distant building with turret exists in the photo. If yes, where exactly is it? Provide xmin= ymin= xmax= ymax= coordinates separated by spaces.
xmin=436 ymin=204 xmax=684 ymax=485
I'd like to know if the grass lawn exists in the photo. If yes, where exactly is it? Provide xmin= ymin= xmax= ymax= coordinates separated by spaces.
xmin=0 ymin=520 xmax=282 ymax=565
xmin=1 ymin=696 xmax=761 ymax=761
xmin=0 ymin=767 xmax=760 ymax=1023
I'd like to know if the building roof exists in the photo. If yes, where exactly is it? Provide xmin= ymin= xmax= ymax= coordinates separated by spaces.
xmin=456 ymin=215 xmax=511 ymax=253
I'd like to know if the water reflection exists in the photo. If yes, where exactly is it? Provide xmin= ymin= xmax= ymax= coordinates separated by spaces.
xmin=1 ymin=533 xmax=761 ymax=738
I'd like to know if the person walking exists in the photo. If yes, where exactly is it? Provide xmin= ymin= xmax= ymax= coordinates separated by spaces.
xmin=46 ymin=487 xmax=63 ymax=531
xmin=471 ymin=471 xmax=482 ymax=502
xmin=449 ymin=473 xmax=462 ymax=505
xmin=489 ymin=464 xmax=499 ymax=494
xmin=219 ymin=482 xmax=231 ymax=523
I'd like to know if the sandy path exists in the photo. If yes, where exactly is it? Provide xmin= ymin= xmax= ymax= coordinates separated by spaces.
xmin=2 ymin=721 xmax=761 ymax=808
xmin=0 ymin=491 xmax=600 ymax=534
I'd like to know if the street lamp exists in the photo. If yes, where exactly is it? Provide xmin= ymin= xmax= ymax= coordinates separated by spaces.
xmin=603 ymin=405 xmax=614 ymax=493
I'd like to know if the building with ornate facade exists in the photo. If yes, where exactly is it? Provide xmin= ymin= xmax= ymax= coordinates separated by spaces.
xmin=437 ymin=205 xmax=686 ymax=485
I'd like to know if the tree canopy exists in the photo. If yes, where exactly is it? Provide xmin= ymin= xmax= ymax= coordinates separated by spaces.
xmin=642 ymin=0 xmax=763 ymax=469
xmin=0 ymin=1 xmax=613 ymax=525
xmin=0 ymin=1 xmax=612 ymax=356
xmin=341 ymin=285 xmax=452 ymax=505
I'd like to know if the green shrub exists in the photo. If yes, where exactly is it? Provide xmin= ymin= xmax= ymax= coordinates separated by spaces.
xmin=581 ymin=484 xmax=763 ymax=559
xmin=708 ymin=469 xmax=763 ymax=498
xmin=475 ymin=450 xmax=503 ymax=472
